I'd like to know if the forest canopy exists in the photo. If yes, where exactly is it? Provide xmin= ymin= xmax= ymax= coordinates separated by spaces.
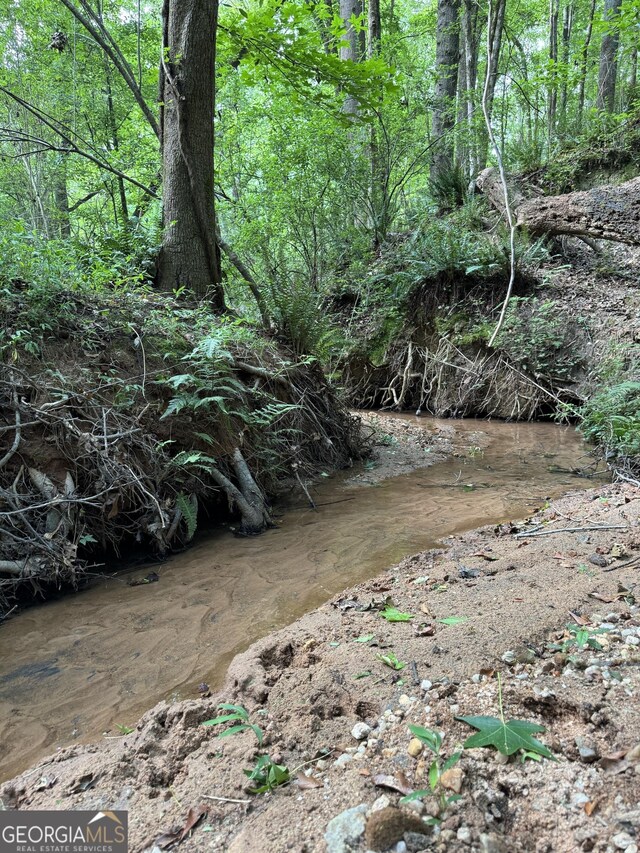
xmin=1 ymin=0 xmax=638 ymax=312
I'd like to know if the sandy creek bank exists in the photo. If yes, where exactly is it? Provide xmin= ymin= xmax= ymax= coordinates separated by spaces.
xmin=0 ymin=415 xmax=596 ymax=783
xmin=5 ymin=414 xmax=639 ymax=853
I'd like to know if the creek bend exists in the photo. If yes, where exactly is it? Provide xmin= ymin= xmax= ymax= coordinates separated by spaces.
xmin=0 ymin=417 xmax=600 ymax=781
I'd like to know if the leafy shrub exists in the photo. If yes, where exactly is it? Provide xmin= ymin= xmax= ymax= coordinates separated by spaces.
xmin=578 ymin=381 xmax=640 ymax=461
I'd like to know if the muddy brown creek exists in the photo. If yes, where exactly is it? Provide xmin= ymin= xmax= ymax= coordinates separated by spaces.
xmin=0 ymin=417 xmax=600 ymax=781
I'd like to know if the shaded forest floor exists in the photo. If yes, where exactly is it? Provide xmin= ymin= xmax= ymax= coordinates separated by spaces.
xmin=3 ymin=478 xmax=639 ymax=853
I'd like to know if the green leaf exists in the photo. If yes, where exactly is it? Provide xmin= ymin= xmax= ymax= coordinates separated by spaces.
xmin=202 ymin=714 xmax=243 ymax=726
xmin=217 ymin=704 xmax=249 ymax=718
xmin=399 ymin=790 xmax=430 ymax=803
xmin=443 ymin=751 xmax=462 ymax=770
xmin=353 ymin=671 xmax=372 ymax=679
xmin=428 ymin=760 xmax=439 ymax=790
xmin=437 ymin=616 xmax=468 ymax=626
xmin=355 ymin=634 xmax=375 ymax=643
xmin=376 ymin=652 xmax=406 ymax=670
xmin=216 ymin=723 xmax=251 ymax=739
xmin=380 ymin=605 xmax=414 ymax=622
xmin=249 ymin=724 xmax=264 ymax=746
xmin=456 ymin=715 xmax=556 ymax=759
xmin=408 ymin=724 xmax=442 ymax=754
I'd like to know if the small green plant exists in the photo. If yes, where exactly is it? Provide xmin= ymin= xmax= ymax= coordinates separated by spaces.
xmin=376 ymin=651 xmax=406 ymax=670
xmin=551 ymin=623 xmax=609 ymax=653
xmin=400 ymin=725 xmax=462 ymax=819
xmin=114 ymin=723 xmax=134 ymax=735
xmin=244 ymin=754 xmax=291 ymax=794
xmin=456 ymin=674 xmax=555 ymax=761
xmin=202 ymin=703 xmax=264 ymax=745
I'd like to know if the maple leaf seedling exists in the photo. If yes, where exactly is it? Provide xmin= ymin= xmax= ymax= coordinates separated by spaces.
xmin=456 ymin=674 xmax=556 ymax=761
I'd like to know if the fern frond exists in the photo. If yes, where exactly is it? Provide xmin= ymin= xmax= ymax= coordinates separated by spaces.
xmin=176 ymin=492 xmax=198 ymax=541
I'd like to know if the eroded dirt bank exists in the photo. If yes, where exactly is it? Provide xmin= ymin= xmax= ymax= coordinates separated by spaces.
xmin=3 ymin=475 xmax=639 ymax=853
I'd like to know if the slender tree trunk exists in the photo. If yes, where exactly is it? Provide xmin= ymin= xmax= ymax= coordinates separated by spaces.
xmin=548 ymin=0 xmax=559 ymax=146
xmin=577 ymin=0 xmax=597 ymax=128
xmin=368 ymin=0 xmax=386 ymax=245
xmin=461 ymin=0 xmax=480 ymax=178
xmin=597 ymin=0 xmax=623 ymax=112
xmin=368 ymin=0 xmax=381 ymax=55
xmin=104 ymin=61 xmax=129 ymax=225
xmin=477 ymin=0 xmax=506 ymax=170
xmin=340 ymin=0 xmax=364 ymax=114
xmin=626 ymin=8 xmax=639 ymax=109
xmin=430 ymin=0 xmax=461 ymax=185
xmin=53 ymin=153 xmax=71 ymax=239
xmin=559 ymin=2 xmax=574 ymax=129
xmin=629 ymin=45 xmax=638 ymax=108
xmin=157 ymin=0 xmax=225 ymax=308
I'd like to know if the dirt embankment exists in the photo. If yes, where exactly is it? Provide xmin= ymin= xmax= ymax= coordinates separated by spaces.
xmin=0 ymin=288 xmax=365 ymax=618
xmin=3 ymin=479 xmax=639 ymax=853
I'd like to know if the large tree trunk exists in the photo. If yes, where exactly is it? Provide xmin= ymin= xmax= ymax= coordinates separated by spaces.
xmin=596 ymin=0 xmax=623 ymax=112
xmin=430 ymin=0 xmax=461 ymax=185
xmin=476 ymin=167 xmax=640 ymax=245
xmin=157 ymin=0 xmax=226 ymax=308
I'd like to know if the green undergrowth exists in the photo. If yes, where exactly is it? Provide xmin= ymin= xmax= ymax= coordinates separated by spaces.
xmin=569 ymin=342 xmax=640 ymax=472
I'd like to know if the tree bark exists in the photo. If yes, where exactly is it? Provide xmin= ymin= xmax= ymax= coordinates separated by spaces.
xmin=577 ymin=0 xmax=597 ymax=129
xmin=477 ymin=0 xmax=506 ymax=170
xmin=430 ymin=0 xmax=461 ymax=185
xmin=157 ymin=0 xmax=226 ymax=308
xmin=340 ymin=0 xmax=364 ymax=114
xmin=477 ymin=167 xmax=640 ymax=245
xmin=597 ymin=0 xmax=623 ymax=112
xmin=547 ymin=0 xmax=559 ymax=144
xmin=558 ymin=3 xmax=574 ymax=129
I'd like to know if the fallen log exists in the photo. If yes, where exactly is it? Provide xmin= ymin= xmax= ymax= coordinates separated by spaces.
xmin=476 ymin=167 xmax=640 ymax=245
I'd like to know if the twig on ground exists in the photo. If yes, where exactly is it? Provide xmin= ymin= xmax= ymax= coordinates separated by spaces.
xmin=202 ymin=795 xmax=251 ymax=805
xmin=603 ymin=555 xmax=640 ymax=572
xmin=514 ymin=524 xmax=628 ymax=539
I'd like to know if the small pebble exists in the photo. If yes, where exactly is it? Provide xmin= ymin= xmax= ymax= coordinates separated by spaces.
xmin=626 ymin=636 xmax=640 ymax=646
xmin=371 ymin=794 xmax=390 ymax=812
xmin=626 ymin=744 xmax=640 ymax=762
xmin=352 ymin=722 xmax=372 ymax=740
xmin=334 ymin=753 xmax=353 ymax=768
xmin=407 ymin=738 xmax=423 ymax=758
xmin=398 ymin=694 xmax=413 ymax=709
xmin=457 ymin=826 xmax=472 ymax=844
xmin=501 ymin=651 xmax=516 ymax=664
xmin=421 ymin=679 xmax=433 ymax=692
xmin=612 ymin=832 xmax=635 ymax=850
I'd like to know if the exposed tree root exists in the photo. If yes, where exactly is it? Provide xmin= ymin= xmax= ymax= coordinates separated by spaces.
xmin=343 ymin=337 xmax=581 ymax=419
xmin=0 ymin=298 xmax=365 ymax=615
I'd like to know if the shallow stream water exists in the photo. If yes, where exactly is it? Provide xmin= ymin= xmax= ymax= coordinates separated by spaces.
xmin=0 ymin=416 xmax=601 ymax=781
